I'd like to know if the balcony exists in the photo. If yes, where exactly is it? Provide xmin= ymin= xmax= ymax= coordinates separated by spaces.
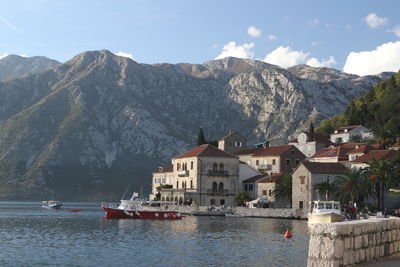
xmin=207 ymin=189 xmax=230 ymax=195
xmin=178 ymin=170 xmax=189 ymax=177
xmin=207 ymin=170 xmax=229 ymax=176
xmin=258 ymin=164 xmax=272 ymax=174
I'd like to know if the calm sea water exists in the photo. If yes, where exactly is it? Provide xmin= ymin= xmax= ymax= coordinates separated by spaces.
xmin=0 ymin=202 xmax=310 ymax=267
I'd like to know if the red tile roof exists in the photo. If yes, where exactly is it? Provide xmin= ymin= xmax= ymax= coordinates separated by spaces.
xmin=235 ymin=147 xmax=264 ymax=155
xmin=351 ymin=150 xmax=397 ymax=163
xmin=242 ymin=174 xmax=266 ymax=183
xmin=218 ymin=131 xmax=244 ymax=141
xmin=174 ymin=144 xmax=237 ymax=159
xmin=333 ymin=125 xmax=363 ymax=134
xmin=251 ymin=145 xmax=295 ymax=157
xmin=313 ymin=145 xmax=358 ymax=161
xmin=153 ymin=165 xmax=173 ymax=173
xmin=301 ymin=161 xmax=348 ymax=174
xmin=257 ymin=173 xmax=285 ymax=183
xmin=347 ymin=145 xmax=378 ymax=155
xmin=391 ymin=142 xmax=400 ymax=148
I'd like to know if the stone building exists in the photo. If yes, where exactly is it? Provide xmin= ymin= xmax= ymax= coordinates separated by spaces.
xmin=149 ymin=165 xmax=173 ymax=200
xmin=256 ymin=173 xmax=289 ymax=208
xmin=288 ymin=132 xmax=331 ymax=158
xmin=160 ymin=144 xmax=239 ymax=206
xmin=292 ymin=161 xmax=348 ymax=213
xmin=250 ymin=145 xmax=306 ymax=175
xmin=218 ymin=131 xmax=247 ymax=155
xmin=350 ymin=149 xmax=397 ymax=169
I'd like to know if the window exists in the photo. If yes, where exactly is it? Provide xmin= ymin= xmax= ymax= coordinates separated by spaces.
xmin=176 ymin=181 xmax=179 ymax=188
xmin=299 ymin=201 xmax=304 ymax=209
xmin=219 ymin=182 xmax=224 ymax=191
xmin=256 ymin=160 xmax=259 ymax=166
xmin=191 ymin=161 xmax=193 ymax=170
xmin=295 ymin=159 xmax=300 ymax=165
xmin=249 ymin=184 xmax=254 ymax=191
xmin=291 ymin=150 xmax=295 ymax=154
xmin=300 ymin=176 xmax=305 ymax=185
xmin=162 ymin=178 xmax=165 ymax=183
xmin=177 ymin=163 xmax=180 ymax=170
xmin=245 ymin=184 xmax=248 ymax=191
xmin=286 ymin=159 xmax=290 ymax=165
xmin=262 ymin=190 xmax=267 ymax=196
xmin=182 ymin=181 xmax=185 ymax=188
xmin=212 ymin=182 xmax=218 ymax=191
xmin=220 ymin=199 xmax=225 ymax=205
xmin=213 ymin=163 xmax=218 ymax=171
xmin=272 ymin=159 xmax=276 ymax=165
xmin=190 ymin=180 xmax=193 ymax=189
xmin=326 ymin=203 xmax=333 ymax=209
xmin=268 ymin=189 xmax=272 ymax=196
xmin=235 ymin=141 xmax=242 ymax=147
xmin=154 ymin=179 xmax=157 ymax=183
xmin=326 ymin=177 xmax=330 ymax=183
xmin=210 ymin=199 xmax=216 ymax=205
xmin=219 ymin=163 xmax=224 ymax=170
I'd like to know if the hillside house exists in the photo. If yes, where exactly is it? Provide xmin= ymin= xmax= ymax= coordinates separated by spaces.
xmin=218 ymin=131 xmax=247 ymax=155
xmin=330 ymin=125 xmax=373 ymax=143
xmin=289 ymin=132 xmax=331 ymax=158
xmin=350 ymin=150 xmax=397 ymax=169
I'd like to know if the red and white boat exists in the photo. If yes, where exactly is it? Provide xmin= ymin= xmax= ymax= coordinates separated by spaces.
xmin=101 ymin=193 xmax=182 ymax=220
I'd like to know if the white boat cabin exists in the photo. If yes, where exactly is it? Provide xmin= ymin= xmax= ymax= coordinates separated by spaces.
xmin=312 ymin=201 xmax=341 ymax=215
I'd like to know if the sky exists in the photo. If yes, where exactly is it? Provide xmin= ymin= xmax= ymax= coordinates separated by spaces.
xmin=0 ymin=0 xmax=400 ymax=75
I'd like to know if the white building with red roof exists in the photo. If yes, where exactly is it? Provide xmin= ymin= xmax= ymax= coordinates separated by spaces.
xmin=350 ymin=150 xmax=397 ymax=169
xmin=150 ymin=165 xmax=173 ymax=200
xmin=329 ymin=125 xmax=372 ymax=143
xmin=289 ymin=131 xmax=331 ymax=157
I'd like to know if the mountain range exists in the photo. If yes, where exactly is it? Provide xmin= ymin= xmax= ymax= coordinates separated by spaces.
xmin=0 ymin=51 xmax=392 ymax=200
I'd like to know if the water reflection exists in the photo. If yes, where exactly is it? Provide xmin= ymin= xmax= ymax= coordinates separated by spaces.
xmin=0 ymin=202 xmax=309 ymax=267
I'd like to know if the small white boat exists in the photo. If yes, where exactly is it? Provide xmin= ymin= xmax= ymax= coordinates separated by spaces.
xmin=308 ymin=201 xmax=345 ymax=223
xmin=41 ymin=200 xmax=63 ymax=210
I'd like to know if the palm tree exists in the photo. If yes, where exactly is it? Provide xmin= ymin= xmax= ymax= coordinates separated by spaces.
xmin=366 ymin=159 xmax=396 ymax=211
xmin=334 ymin=169 xmax=371 ymax=206
xmin=272 ymin=173 xmax=292 ymax=201
xmin=314 ymin=181 xmax=338 ymax=201
xmin=373 ymin=125 xmax=394 ymax=149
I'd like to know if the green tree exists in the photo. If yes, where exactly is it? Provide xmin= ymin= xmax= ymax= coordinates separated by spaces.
xmin=314 ymin=181 xmax=338 ymax=200
xmin=272 ymin=173 xmax=292 ymax=200
xmin=235 ymin=191 xmax=251 ymax=206
xmin=366 ymin=159 xmax=396 ymax=211
xmin=334 ymin=169 xmax=371 ymax=206
xmin=197 ymin=128 xmax=206 ymax=146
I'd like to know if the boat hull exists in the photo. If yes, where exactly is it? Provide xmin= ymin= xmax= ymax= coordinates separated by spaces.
xmin=41 ymin=204 xmax=62 ymax=210
xmin=102 ymin=207 xmax=182 ymax=220
xmin=308 ymin=212 xmax=345 ymax=223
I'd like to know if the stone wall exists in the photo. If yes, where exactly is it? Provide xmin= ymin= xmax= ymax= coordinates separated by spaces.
xmin=308 ymin=218 xmax=400 ymax=267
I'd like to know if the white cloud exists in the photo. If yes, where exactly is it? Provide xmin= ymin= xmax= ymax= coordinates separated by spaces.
xmin=264 ymin=46 xmax=336 ymax=68
xmin=364 ymin=13 xmax=388 ymax=29
xmin=264 ymin=46 xmax=309 ymax=68
xmin=19 ymin=53 xmax=27 ymax=57
xmin=306 ymin=56 xmax=337 ymax=68
xmin=343 ymin=41 xmax=400 ymax=75
xmin=388 ymin=25 xmax=400 ymax=37
xmin=115 ymin=51 xmax=133 ymax=59
xmin=267 ymin=35 xmax=277 ymax=41
xmin=215 ymin=41 xmax=255 ymax=59
xmin=247 ymin=26 xmax=262 ymax=38
xmin=0 ymin=53 xmax=9 ymax=59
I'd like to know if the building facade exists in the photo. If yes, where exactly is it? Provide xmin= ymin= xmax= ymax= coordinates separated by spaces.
xmin=218 ymin=131 xmax=247 ymax=155
xmin=159 ymin=144 xmax=240 ymax=206
xmin=150 ymin=165 xmax=173 ymax=200
xmin=330 ymin=125 xmax=372 ymax=143
xmin=289 ymin=132 xmax=331 ymax=158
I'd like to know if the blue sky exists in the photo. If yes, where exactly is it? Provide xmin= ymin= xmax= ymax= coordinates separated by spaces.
xmin=0 ymin=0 xmax=399 ymax=75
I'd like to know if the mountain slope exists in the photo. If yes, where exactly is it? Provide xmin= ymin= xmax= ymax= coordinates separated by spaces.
xmin=0 ymin=51 xmax=391 ymax=200
xmin=0 ymin=55 xmax=60 ymax=82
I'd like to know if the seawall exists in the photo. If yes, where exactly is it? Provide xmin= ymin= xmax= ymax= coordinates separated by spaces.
xmin=164 ymin=205 xmax=306 ymax=218
xmin=307 ymin=218 xmax=400 ymax=266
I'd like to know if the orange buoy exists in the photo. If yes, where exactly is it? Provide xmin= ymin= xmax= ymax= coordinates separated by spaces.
xmin=284 ymin=228 xmax=292 ymax=238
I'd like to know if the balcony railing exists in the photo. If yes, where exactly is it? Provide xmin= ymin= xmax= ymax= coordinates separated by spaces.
xmin=207 ymin=189 xmax=230 ymax=195
xmin=177 ymin=170 xmax=189 ymax=177
xmin=207 ymin=170 xmax=229 ymax=176
xmin=258 ymin=164 xmax=272 ymax=170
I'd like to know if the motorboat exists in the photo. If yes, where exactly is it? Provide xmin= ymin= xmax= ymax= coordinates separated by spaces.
xmin=41 ymin=200 xmax=63 ymax=210
xmin=101 ymin=192 xmax=182 ymax=220
xmin=308 ymin=201 xmax=345 ymax=223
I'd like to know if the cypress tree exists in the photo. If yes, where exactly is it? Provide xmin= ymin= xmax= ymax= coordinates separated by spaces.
xmin=309 ymin=122 xmax=315 ymax=134
xmin=197 ymin=128 xmax=206 ymax=146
